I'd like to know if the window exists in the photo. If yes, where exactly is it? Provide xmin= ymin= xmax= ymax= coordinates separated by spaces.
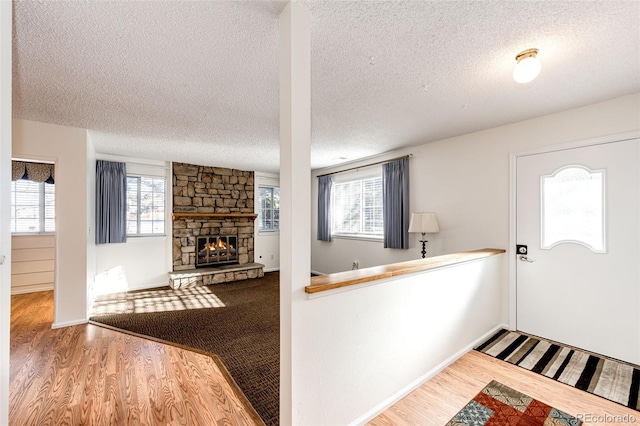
xmin=258 ymin=186 xmax=280 ymax=232
xmin=541 ymin=165 xmax=605 ymax=253
xmin=331 ymin=174 xmax=383 ymax=238
xmin=126 ymin=176 xmax=166 ymax=235
xmin=10 ymin=180 xmax=55 ymax=233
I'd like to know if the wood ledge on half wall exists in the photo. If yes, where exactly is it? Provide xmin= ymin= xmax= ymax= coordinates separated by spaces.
xmin=305 ymin=248 xmax=506 ymax=294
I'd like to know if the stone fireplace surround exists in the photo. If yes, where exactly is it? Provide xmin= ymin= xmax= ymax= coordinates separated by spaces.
xmin=169 ymin=162 xmax=264 ymax=289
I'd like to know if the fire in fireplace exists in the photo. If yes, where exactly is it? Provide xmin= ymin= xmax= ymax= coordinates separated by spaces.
xmin=196 ymin=236 xmax=238 ymax=267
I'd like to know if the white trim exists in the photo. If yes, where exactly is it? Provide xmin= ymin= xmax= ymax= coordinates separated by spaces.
xmin=508 ymin=131 xmax=640 ymax=331
xmin=258 ymin=231 xmax=280 ymax=236
xmin=331 ymin=234 xmax=383 ymax=243
xmin=349 ymin=323 xmax=509 ymax=426
xmin=0 ymin=4 xmax=12 ymax=423
xmin=166 ymin=162 xmax=174 ymax=278
xmin=255 ymin=171 xmax=280 ymax=179
xmin=11 ymin=152 xmax=60 ymax=325
xmin=126 ymin=234 xmax=167 ymax=238
xmin=12 ymin=157 xmax=54 ymax=164
xmin=310 ymin=269 xmax=325 ymax=276
xmin=515 ymin=131 xmax=640 ymax=158
xmin=51 ymin=318 xmax=88 ymax=329
xmin=11 ymin=283 xmax=54 ymax=295
xmin=264 ymin=267 xmax=280 ymax=273
xmin=11 ymin=152 xmax=58 ymax=165
xmin=508 ymin=153 xmax=517 ymax=329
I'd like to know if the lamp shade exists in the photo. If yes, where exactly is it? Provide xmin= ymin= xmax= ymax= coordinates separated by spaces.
xmin=513 ymin=48 xmax=541 ymax=84
xmin=408 ymin=212 xmax=439 ymax=234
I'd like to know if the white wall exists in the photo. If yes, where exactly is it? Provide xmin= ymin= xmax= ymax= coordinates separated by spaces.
xmin=280 ymin=4 xmax=312 ymax=424
xmin=11 ymin=235 xmax=55 ymax=294
xmin=91 ymin=153 xmax=172 ymax=295
xmin=254 ymin=172 xmax=280 ymax=271
xmin=311 ymin=93 xmax=640 ymax=324
xmin=312 ymin=94 xmax=640 ymax=277
xmin=86 ymin=132 xmax=96 ymax=315
xmin=0 ymin=2 xmax=12 ymax=422
xmin=295 ymin=254 xmax=504 ymax=425
xmin=13 ymin=118 xmax=88 ymax=328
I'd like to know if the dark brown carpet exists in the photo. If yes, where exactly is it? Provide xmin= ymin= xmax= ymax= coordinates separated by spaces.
xmin=90 ymin=272 xmax=279 ymax=426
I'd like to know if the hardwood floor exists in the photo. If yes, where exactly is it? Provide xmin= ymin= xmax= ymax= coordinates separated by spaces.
xmin=369 ymin=350 xmax=639 ymax=425
xmin=13 ymin=291 xmax=638 ymax=425
xmin=9 ymin=291 xmax=263 ymax=426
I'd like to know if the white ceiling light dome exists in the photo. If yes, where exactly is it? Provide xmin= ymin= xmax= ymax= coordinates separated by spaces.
xmin=513 ymin=48 xmax=541 ymax=84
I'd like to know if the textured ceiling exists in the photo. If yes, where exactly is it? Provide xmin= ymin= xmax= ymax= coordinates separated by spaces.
xmin=13 ymin=1 xmax=640 ymax=173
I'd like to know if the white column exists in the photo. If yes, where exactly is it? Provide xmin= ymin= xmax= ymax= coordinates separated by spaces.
xmin=0 ymin=1 xmax=12 ymax=424
xmin=279 ymin=2 xmax=311 ymax=425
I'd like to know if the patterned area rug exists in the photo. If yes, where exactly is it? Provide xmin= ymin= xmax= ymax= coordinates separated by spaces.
xmin=446 ymin=380 xmax=582 ymax=425
xmin=476 ymin=329 xmax=640 ymax=411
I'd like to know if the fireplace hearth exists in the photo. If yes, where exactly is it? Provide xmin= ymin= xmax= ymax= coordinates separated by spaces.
xmin=197 ymin=236 xmax=238 ymax=267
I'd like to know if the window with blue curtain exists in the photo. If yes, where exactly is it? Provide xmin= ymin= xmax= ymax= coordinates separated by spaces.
xmin=95 ymin=160 xmax=127 ymax=244
xmin=382 ymin=157 xmax=410 ymax=249
xmin=317 ymin=175 xmax=332 ymax=241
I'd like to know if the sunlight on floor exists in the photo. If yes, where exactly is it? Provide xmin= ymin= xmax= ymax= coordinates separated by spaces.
xmin=93 ymin=265 xmax=130 ymax=296
xmin=91 ymin=285 xmax=226 ymax=315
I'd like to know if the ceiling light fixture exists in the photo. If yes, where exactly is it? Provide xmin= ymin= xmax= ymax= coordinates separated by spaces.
xmin=513 ymin=48 xmax=541 ymax=84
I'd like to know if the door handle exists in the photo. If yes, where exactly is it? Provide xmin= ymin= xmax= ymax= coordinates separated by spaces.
xmin=519 ymin=255 xmax=535 ymax=263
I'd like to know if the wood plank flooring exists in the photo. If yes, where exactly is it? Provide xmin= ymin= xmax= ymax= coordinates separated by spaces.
xmin=14 ymin=290 xmax=638 ymax=425
xmin=369 ymin=350 xmax=639 ymax=425
xmin=9 ymin=291 xmax=263 ymax=426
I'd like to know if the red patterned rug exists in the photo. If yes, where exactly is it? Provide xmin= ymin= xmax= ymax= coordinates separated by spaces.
xmin=446 ymin=380 xmax=582 ymax=425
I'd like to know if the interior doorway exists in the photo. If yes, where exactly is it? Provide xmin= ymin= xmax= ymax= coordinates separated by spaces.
xmin=9 ymin=160 xmax=57 ymax=301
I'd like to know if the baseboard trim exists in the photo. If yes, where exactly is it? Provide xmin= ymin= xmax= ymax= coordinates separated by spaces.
xmin=349 ymin=323 xmax=509 ymax=426
xmin=310 ymin=270 xmax=325 ymax=276
xmin=51 ymin=318 xmax=89 ymax=329
xmin=264 ymin=267 xmax=280 ymax=273
xmin=11 ymin=283 xmax=54 ymax=295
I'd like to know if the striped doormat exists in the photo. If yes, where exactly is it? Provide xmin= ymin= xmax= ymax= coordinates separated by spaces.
xmin=475 ymin=329 xmax=640 ymax=411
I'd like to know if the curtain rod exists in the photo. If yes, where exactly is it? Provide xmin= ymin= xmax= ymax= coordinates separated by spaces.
xmin=316 ymin=154 xmax=412 ymax=178
xmin=12 ymin=158 xmax=55 ymax=165
xmin=96 ymin=154 xmax=169 ymax=169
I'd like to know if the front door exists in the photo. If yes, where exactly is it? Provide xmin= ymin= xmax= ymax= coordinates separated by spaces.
xmin=516 ymin=137 xmax=640 ymax=364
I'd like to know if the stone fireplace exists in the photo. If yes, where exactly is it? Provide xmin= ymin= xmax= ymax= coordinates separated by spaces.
xmin=169 ymin=162 xmax=264 ymax=289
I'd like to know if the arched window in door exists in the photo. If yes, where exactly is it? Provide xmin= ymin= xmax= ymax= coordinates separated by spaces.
xmin=541 ymin=165 xmax=605 ymax=253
